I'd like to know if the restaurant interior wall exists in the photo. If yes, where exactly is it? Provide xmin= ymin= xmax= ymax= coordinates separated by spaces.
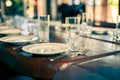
xmin=0 ymin=0 xmax=2 ymax=22
xmin=86 ymin=0 xmax=119 ymax=28
xmin=0 ymin=0 xmax=119 ymax=28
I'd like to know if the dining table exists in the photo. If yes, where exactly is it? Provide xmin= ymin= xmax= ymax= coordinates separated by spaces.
xmin=0 ymin=25 xmax=120 ymax=80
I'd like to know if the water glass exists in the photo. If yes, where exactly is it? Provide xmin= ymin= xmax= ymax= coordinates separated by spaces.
xmin=116 ymin=15 xmax=120 ymax=29
xmin=38 ymin=15 xmax=50 ymax=43
xmin=65 ymin=17 xmax=80 ymax=51
xmin=80 ymin=13 xmax=92 ymax=36
xmin=111 ymin=15 xmax=120 ymax=41
xmin=26 ymin=23 xmax=33 ymax=36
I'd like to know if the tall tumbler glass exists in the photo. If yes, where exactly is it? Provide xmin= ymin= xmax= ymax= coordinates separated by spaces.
xmin=112 ymin=15 xmax=120 ymax=41
xmin=65 ymin=17 xmax=80 ymax=51
xmin=116 ymin=15 xmax=120 ymax=29
xmin=80 ymin=13 xmax=92 ymax=36
xmin=38 ymin=15 xmax=50 ymax=43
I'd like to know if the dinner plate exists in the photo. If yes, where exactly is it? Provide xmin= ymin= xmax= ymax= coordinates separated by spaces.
xmin=0 ymin=28 xmax=21 ymax=35
xmin=0 ymin=35 xmax=38 ymax=44
xmin=22 ymin=43 xmax=69 ymax=56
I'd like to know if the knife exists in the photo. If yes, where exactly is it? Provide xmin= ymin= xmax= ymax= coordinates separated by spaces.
xmin=55 ymin=50 xmax=120 ymax=65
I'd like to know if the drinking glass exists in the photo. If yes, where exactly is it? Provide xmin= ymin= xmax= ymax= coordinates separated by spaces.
xmin=5 ymin=17 xmax=15 ymax=27
xmin=65 ymin=17 xmax=80 ymax=51
xmin=111 ymin=15 xmax=120 ymax=41
xmin=38 ymin=15 xmax=50 ymax=43
xmin=116 ymin=15 xmax=120 ymax=29
xmin=14 ymin=16 xmax=24 ymax=29
xmin=27 ymin=23 xmax=34 ymax=36
xmin=80 ymin=13 xmax=92 ymax=36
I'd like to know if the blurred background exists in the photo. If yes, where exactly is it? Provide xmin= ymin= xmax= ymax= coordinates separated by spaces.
xmin=0 ymin=0 xmax=119 ymax=27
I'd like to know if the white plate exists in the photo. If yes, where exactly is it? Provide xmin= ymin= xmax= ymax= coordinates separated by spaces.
xmin=0 ymin=35 xmax=38 ymax=44
xmin=0 ymin=28 xmax=21 ymax=35
xmin=22 ymin=43 xmax=69 ymax=56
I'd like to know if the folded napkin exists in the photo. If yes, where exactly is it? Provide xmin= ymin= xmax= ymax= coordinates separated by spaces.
xmin=92 ymin=31 xmax=108 ymax=35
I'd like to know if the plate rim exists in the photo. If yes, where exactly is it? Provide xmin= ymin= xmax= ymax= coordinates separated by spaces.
xmin=0 ymin=28 xmax=21 ymax=35
xmin=0 ymin=35 xmax=38 ymax=44
xmin=22 ymin=43 xmax=69 ymax=56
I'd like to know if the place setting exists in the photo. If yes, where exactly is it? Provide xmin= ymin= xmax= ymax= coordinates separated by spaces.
xmin=0 ymin=36 xmax=38 ymax=58
xmin=0 ymin=15 xmax=69 ymax=59
xmin=0 ymin=15 xmax=90 ymax=62
xmin=0 ymin=28 xmax=38 ymax=48
xmin=16 ymin=42 xmax=70 ymax=59
xmin=0 ymin=15 xmax=90 ymax=63
xmin=22 ymin=43 xmax=69 ymax=56
xmin=0 ymin=35 xmax=39 ymax=57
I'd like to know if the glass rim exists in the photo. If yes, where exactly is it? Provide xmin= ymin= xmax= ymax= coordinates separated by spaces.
xmin=65 ymin=17 xmax=80 ymax=24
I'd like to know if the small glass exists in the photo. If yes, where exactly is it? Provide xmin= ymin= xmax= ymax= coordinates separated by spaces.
xmin=38 ymin=15 xmax=50 ymax=43
xmin=27 ymin=23 xmax=34 ymax=36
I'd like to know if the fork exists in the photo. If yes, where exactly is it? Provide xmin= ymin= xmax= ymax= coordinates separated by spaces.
xmin=12 ymin=43 xmax=30 ymax=50
xmin=50 ymin=48 xmax=89 ymax=62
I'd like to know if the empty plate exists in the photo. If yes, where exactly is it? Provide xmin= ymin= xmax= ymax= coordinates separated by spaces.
xmin=22 ymin=43 xmax=69 ymax=56
xmin=0 ymin=35 xmax=38 ymax=44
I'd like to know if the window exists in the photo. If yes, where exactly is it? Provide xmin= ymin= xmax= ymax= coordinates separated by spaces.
xmin=86 ymin=0 xmax=119 ymax=28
